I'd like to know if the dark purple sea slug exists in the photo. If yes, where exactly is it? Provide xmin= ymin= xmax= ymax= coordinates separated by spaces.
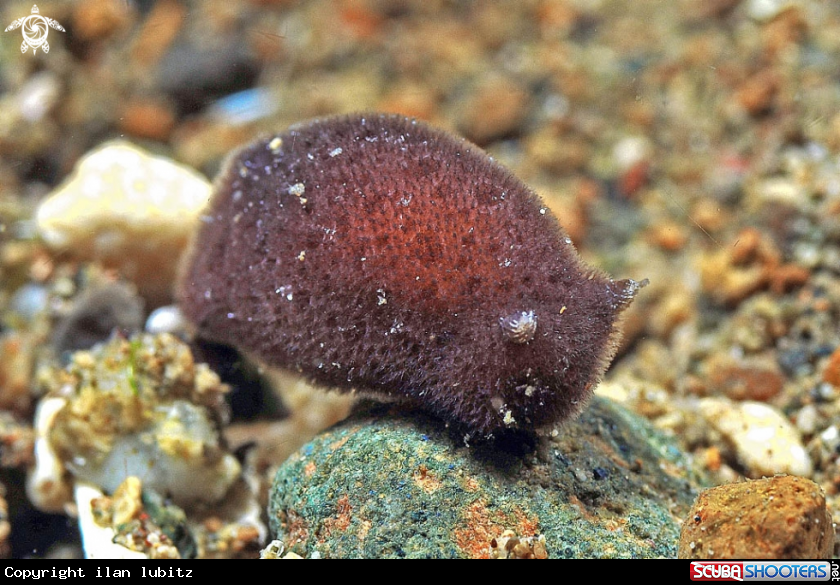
xmin=178 ymin=113 xmax=644 ymax=437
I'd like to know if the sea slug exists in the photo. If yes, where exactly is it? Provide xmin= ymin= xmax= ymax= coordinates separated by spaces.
xmin=178 ymin=113 xmax=644 ymax=437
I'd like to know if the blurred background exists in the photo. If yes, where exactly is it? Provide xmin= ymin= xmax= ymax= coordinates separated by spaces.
xmin=3 ymin=0 xmax=840 ymax=558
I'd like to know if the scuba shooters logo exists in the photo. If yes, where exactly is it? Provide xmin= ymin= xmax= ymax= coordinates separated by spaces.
xmin=692 ymin=562 xmax=744 ymax=581
xmin=5 ymin=5 xmax=65 ymax=54
xmin=690 ymin=561 xmax=837 ymax=581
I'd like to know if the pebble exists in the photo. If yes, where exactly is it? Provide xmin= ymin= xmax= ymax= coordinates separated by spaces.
xmin=35 ymin=141 xmax=211 ymax=303
xmin=269 ymin=396 xmax=703 ymax=559
xmin=9 ymin=283 xmax=49 ymax=322
xmin=645 ymin=221 xmax=688 ymax=252
xmin=612 ymin=135 xmax=652 ymax=172
xmin=753 ymin=177 xmax=807 ymax=207
xmin=748 ymin=0 xmax=797 ymax=21
xmin=118 ymin=98 xmax=177 ymax=141
xmin=704 ymin=354 xmax=784 ymax=402
xmin=456 ymin=75 xmax=529 ymax=145
xmin=130 ymin=0 xmax=186 ymax=67
xmin=698 ymin=398 xmax=813 ymax=478
xmin=206 ymin=88 xmax=280 ymax=127
xmin=375 ymin=82 xmax=438 ymax=121
xmin=144 ymin=305 xmax=187 ymax=336
xmin=795 ymin=404 xmax=819 ymax=435
xmin=51 ymin=282 xmax=145 ymax=354
xmin=0 ymin=411 xmax=35 ymax=468
xmin=157 ymin=40 xmax=260 ymax=115
xmin=0 ymin=332 xmax=37 ymax=414
xmin=678 ymin=475 xmax=833 ymax=559
xmin=734 ymin=71 xmax=779 ymax=116
xmin=71 ymin=0 xmax=135 ymax=42
xmin=698 ymin=228 xmax=792 ymax=305
xmin=822 ymin=345 xmax=840 ymax=387
xmin=15 ymin=72 xmax=62 ymax=124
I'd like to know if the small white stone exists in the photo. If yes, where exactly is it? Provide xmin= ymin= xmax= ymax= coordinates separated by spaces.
xmin=820 ymin=425 xmax=839 ymax=448
xmin=144 ymin=305 xmax=187 ymax=335
xmin=36 ymin=141 xmax=211 ymax=302
xmin=754 ymin=177 xmax=805 ymax=207
xmin=17 ymin=72 xmax=61 ymax=123
xmin=699 ymin=398 xmax=813 ymax=477
xmin=795 ymin=404 xmax=818 ymax=435
xmin=748 ymin=0 xmax=795 ymax=21
xmin=612 ymin=135 xmax=651 ymax=172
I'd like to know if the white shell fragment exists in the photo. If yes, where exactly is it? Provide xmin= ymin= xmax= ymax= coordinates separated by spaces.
xmin=27 ymin=397 xmax=73 ymax=513
xmin=75 ymin=482 xmax=147 ymax=560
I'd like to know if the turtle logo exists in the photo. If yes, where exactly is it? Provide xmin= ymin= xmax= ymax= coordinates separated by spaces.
xmin=5 ymin=5 xmax=65 ymax=55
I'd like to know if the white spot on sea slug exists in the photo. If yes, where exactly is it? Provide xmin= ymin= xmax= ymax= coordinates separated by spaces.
xmin=289 ymin=183 xmax=305 ymax=197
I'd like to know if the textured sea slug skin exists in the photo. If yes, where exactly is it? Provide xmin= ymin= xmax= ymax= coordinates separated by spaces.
xmin=178 ymin=113 xmax=644 ymax=438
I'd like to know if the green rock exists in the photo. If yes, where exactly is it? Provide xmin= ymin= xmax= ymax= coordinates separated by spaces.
xmin=268 ymin=396 xmax=704 ymax=558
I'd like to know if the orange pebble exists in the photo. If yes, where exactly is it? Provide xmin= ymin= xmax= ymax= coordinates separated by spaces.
xmin=704 ymin=447 xmax=722 ymax=472
xmin=823 ymin=346 xmax=840 ymax=387
xmin=119 ymin=99 xmax=176 ymax=141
